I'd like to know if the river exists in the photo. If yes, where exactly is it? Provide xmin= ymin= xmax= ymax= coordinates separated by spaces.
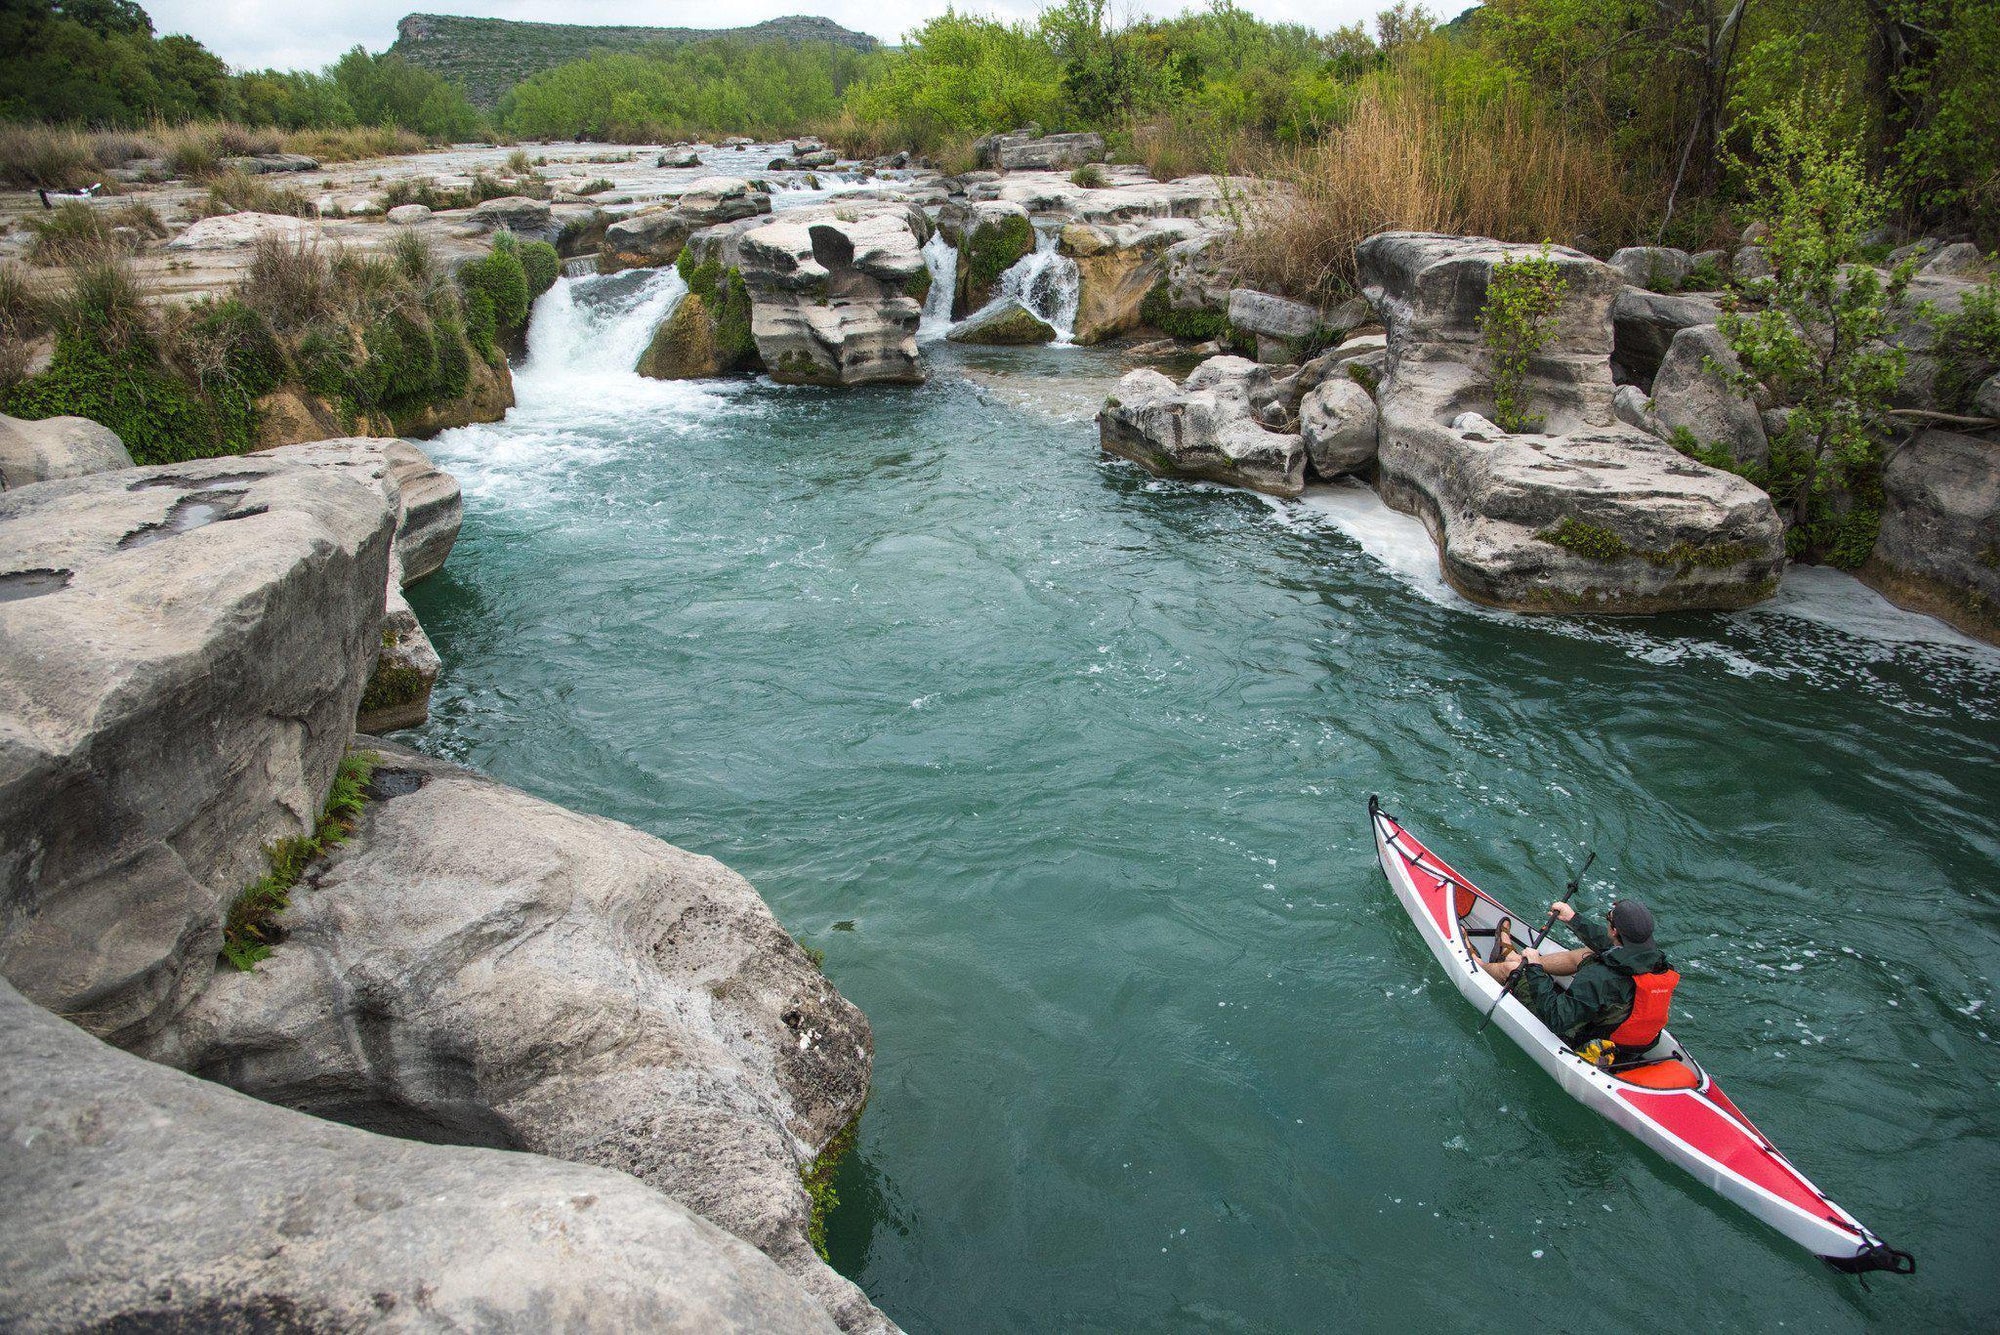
xmin=408 ymin=271 xmax=2000 ymax=1332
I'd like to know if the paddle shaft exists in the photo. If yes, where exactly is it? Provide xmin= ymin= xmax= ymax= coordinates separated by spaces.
xmin=1477 ymin=851 xmax=1595 ymax=1031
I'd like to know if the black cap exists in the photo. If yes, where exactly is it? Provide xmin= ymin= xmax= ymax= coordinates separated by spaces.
xmin=1609 ymin=898 xmax=1655 ymax=945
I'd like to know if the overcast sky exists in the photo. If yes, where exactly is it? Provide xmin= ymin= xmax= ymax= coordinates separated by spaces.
xmin=141 ymin=1 xmax=1412 ymax=74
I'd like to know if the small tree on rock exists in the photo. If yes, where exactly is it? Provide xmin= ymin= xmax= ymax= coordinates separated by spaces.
xmin=1480 ymin=244 xmax=1567 ymax=433
xmin=1716 ymin=99 xmax=1915 ymax=566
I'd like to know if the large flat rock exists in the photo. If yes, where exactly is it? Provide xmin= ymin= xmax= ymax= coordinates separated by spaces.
xmin=0 ymin=443 xmax=398 ymax=1044
xmin=1359 ymin=232 xmax=1783 ymax=612
xmin=0 ymin=977 xmax=839 ymax=1333
xmin=142 ymin=740 xmax=892 ymax=1334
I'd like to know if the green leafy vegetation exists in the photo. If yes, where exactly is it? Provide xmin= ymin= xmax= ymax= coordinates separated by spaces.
xmin=1141 ymin=279 xmax=1229 ymax=341
xmin=1540 ymin=516 xmax=1628 ymax=561
xmin=1715 ymin=101 xmax=1911 ymax=567
xmin=1480 ymin=245 xmax=1567 ymax=432
xmin=1927 ymin=267 xmax=2000 ymax=410
xmin=801 ymin=1110 xmax=861 ymax=1262
xmin=221 ymin=750 xmax=378 ymax=971
xmin=677 ymin=249 xmax=760 ymax=371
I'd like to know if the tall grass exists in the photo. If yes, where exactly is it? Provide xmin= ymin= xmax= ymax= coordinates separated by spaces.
xmin=0 ymin=120 xmax=438 ymax=189
xmin=0 ymin=263 xmax=46 ymax=391
xmin=1234 ymin=67 xmax=1648 ymax=303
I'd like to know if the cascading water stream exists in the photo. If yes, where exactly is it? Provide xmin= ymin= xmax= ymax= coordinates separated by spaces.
xmin=918 ymin=232 xmax=959 ymax=342
xmin=984 ymin=225 xmax=1082 ymax=344
xmin=517 ymin=267 xmax=688 ymax=401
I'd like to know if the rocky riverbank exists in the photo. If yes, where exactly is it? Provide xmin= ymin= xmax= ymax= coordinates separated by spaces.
xmin=0 ymin=432 xmax=893 ymax=1332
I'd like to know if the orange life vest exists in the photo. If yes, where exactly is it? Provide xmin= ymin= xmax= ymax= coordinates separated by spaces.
xmin=1608 ymin=969 xmax=1679 ymax=1049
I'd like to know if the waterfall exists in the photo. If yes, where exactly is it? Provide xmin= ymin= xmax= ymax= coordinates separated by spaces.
xmin=519 ymin=267 xmax=687 ymax=395
xmin=918 ymin=232 xmax=959 ymax=342
xmin=983 ymin=226 xmax=1082 ymax=345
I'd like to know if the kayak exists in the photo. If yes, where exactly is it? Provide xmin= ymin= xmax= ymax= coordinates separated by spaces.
xmin=1368 ymin=796 xmax=1914 ymax=1276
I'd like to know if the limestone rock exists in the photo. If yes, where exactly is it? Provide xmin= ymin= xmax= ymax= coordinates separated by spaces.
xmin=1860 ymin=429 xmax=2000 ymax=644
xmin=386 ymin=202 xmax=432 ymax=224
xmin=1734 ymin=246 xmax=1773 ymax=282
xmin=143 ymin=740 xmax=889 ymax=1333
xmin=1357 ymin=232 xmax=1783 ymax=613
xmin=679 ymin=176 xmax=772 ymax=226
xmin=1060 ymin=217 xmax=1208 ymax=344
xmin=0 ymin=977 xmax=841 ymax=1334
xmin=0 ymin=444 xmax=398 ymax=1045
xmin=603 ymin=207 xmax=693 ymax=272
xmin=1647 ymin=324 xmax=1768 ymax=467
xmin=0 ymin=413 xmax=132 ymax=488
xmin=1299 ymin=376 xmax=1379 ymax=478
xmin=947 ymin=298 xmax=1054 ymax=345
xmin=980 ymin=130 xmax=1106 ymax=171
xmin=166 ymin=211 xmax=314 ymax=251
xmin=1098 ymin=358 xmax=1307 ymax=497
xmin=1975 ymin=373 xmax=2000 ymax=421
xmin=658 ymin=148 xmax=703 ymax=168
xmin=1611 ymin=286 xmax=1723 ymax=385
xmin=1608 ymin=246 xmax=1692 ymax=290
xmin=1613 ymin=384 xmax=1662 ymax=435
xmin=390 ymin=349 xmax=515 ymax=438
xmin=384 ymin=439 xmax=461 ymax=585
xmin=1922 ymin=242 xmax=1988 ymax=279
xmin=735 ymin=203 xmax=927 ymax=386
xmin=357 ymin=591 xmax=440 ymax=733
xmin=471 ymin=196 xmax=557 ymax=244
xmin=944 ymin=200 xmax=1035 ymax=314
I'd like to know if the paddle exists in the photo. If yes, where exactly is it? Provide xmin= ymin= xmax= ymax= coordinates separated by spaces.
xmin=1477 ymin=850 xmax=1595 ymax=1032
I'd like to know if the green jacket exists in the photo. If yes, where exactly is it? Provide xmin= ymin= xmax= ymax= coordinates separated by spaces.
xmin=1516 ymin=917 xmax=1671 ymax=1044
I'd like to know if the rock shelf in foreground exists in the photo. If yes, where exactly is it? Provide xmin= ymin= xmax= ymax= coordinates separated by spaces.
xmin=0 ymin=976 xmax=840 ymax=1334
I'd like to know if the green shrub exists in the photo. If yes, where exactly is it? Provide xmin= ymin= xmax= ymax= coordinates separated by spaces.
xmin=458 ymin=234 xmax=532 ymax=361
xmin=222 ymin=751 xmax=378 ymax=971
xmin=1480 ymin=245 xmax=1567 ymax=433
xmin=518 ymin=240 xmax=561 ymax=301
xmin=1927 ymin=267 xmax=2000 ymax=411
xmin=1070 ymin=163 xmax=1107 ymax=188
xmin=677 ymin=250 xmax=759 ymax=370
xmin=1140 ymin=278 xmax=1227 ymax=341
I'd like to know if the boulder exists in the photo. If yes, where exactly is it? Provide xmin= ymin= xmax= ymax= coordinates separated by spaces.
xmin=1059 ymin=217 xmax=1211 ymax=344
xmin=0 ymin=977 xmax=841 ymax=1334
xmin=1608 ymin=246 xmax=1692 ymax=290
xmin=1647 ymin=324 xmax=1769 ymax=467
xmin=658 ymin=149 xmax=703 ymax=169
xmin=679 ymin=176 xmax=772 ymax=226
xmin=386 ymin=202 xmax=431 ymax=225
xmin=1298 ymin=376 xmax=1380 ymax=478
xmin=1097 ymin=358 xmax=1307 ymax=497
xmin=0 ymin=413 xmax=132 ymax=488
xmin=1225 ymin=289 xmax=1368 ymax=363
xmin=946 ymin=297 xmax=1054 ymax=345
xmin=1976 ymin=373 xmax=2000 ymax=420
xmin=1733 ymin=246 xmax=1774 ymax=281
xmin=943 ymin=200 xmax=1035 ymax=315
xmin=357 ymin=590 xmax=439 ymax=734
xmin=1613 ymin=384 xmax=1663 ymax=436
xmin=1922 ymin=242 xmax=1988 ymax=279
xmin=602 ymin=207 xmax=694 ymax=272
xmin=141 ymin=740 xmax=888 ymax=1334
xmin=980 ymin=131 xmax=1106 ymax=172
xmin=0 ymin=444 xmax=398 ymax=1045
xmin=471 ymin=196 xmax=557 ymax=244
xmin=1611 ymin=286 xmax=1723 ymax=385
xmin=1357 ymin=232 xmax=1784 ymax=613
xmin=1887 ymin=239 xmax=1938 ymax=268
xmin=639 ymin=291 xmax=733 ymax=379
xmin=735 ymin=203 xmax=928 ymax=386
xmin=1859 ymin=429 xmax=2000 ymax=644
xmin=165 ymin=211 xmax=314 ymax=251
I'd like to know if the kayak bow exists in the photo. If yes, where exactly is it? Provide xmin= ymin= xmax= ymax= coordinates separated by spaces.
xmin=1368 ymin=795 xmax=1913 ymax=1277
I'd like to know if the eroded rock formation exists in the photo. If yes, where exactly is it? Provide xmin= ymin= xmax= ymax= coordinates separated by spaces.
xmin=0 ymin=976 xmax=841 ymax=1334
xmin=1099 ymin=356 xmax=1307 ymax=497
xmin=1358 ymin=232 xmax=1784 ymax=613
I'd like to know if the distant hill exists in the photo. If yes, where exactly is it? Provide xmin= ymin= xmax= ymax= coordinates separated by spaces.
xmin=388 ymin=12 xmax=882 ymax=109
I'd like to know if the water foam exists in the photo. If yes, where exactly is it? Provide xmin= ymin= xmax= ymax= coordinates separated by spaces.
xmin=918 ymin=233 xmax=959 ymax=343
xmin=957 ymin=226 xmax=1082 ymax=345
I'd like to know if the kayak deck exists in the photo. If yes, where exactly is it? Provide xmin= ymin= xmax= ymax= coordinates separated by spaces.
xmin=1368 ymin=795 xmax=1913 ymax=1277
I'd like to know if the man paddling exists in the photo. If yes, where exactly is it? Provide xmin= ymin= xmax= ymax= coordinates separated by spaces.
xmin=1477 ymin=899 xmax=1678 ymax=1051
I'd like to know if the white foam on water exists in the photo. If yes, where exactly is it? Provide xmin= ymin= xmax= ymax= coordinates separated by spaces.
xmin=957 ymin=226 xmax=1081 ymax=345
xmin=918 ymin=233 xmax=959 ymax=343
xmin=1743 ymin=563 xmax=2000 ymax=659
xmin=1291 ymin=482 xmax=1463 ymax=607
xmin=429 ymin=267 xmax=744 ymax=509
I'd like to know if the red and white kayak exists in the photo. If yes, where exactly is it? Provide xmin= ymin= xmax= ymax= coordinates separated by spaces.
xmin=1368 ymin=796 xmax=1914 ymax=1276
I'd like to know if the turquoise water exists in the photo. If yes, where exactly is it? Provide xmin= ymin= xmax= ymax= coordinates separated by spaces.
xmin=409 ymin=273 xmax=2000 ymax=1332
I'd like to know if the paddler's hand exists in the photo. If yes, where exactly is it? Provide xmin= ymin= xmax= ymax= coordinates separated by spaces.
xmin=1549 ymin=902 xmax=1576 ymax=923
xmin=1519 ymin=949 xmax=1544 ymax=968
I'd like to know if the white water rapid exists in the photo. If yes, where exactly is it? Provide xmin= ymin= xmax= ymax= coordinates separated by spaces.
xmin=519 ymin=267 xmax=687 ymax=394
xmin=993 ymin=227 xmax=1082 ymax=344
xmin=918 ymin=233 xmax=959 ymax=342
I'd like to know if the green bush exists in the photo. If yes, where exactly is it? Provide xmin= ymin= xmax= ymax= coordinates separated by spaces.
xmin=677 ymin=249 xmax=759 ymax=370
xmin=458 ymin=234 xmax=532 ymax=361
xmin=1140 ymin=278 xmax=1227 ymax=341
xmin=518 ymin=239 xmax=560 ymax=301
xmin=1480 ymin=245 xmax=1567 ymax=433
